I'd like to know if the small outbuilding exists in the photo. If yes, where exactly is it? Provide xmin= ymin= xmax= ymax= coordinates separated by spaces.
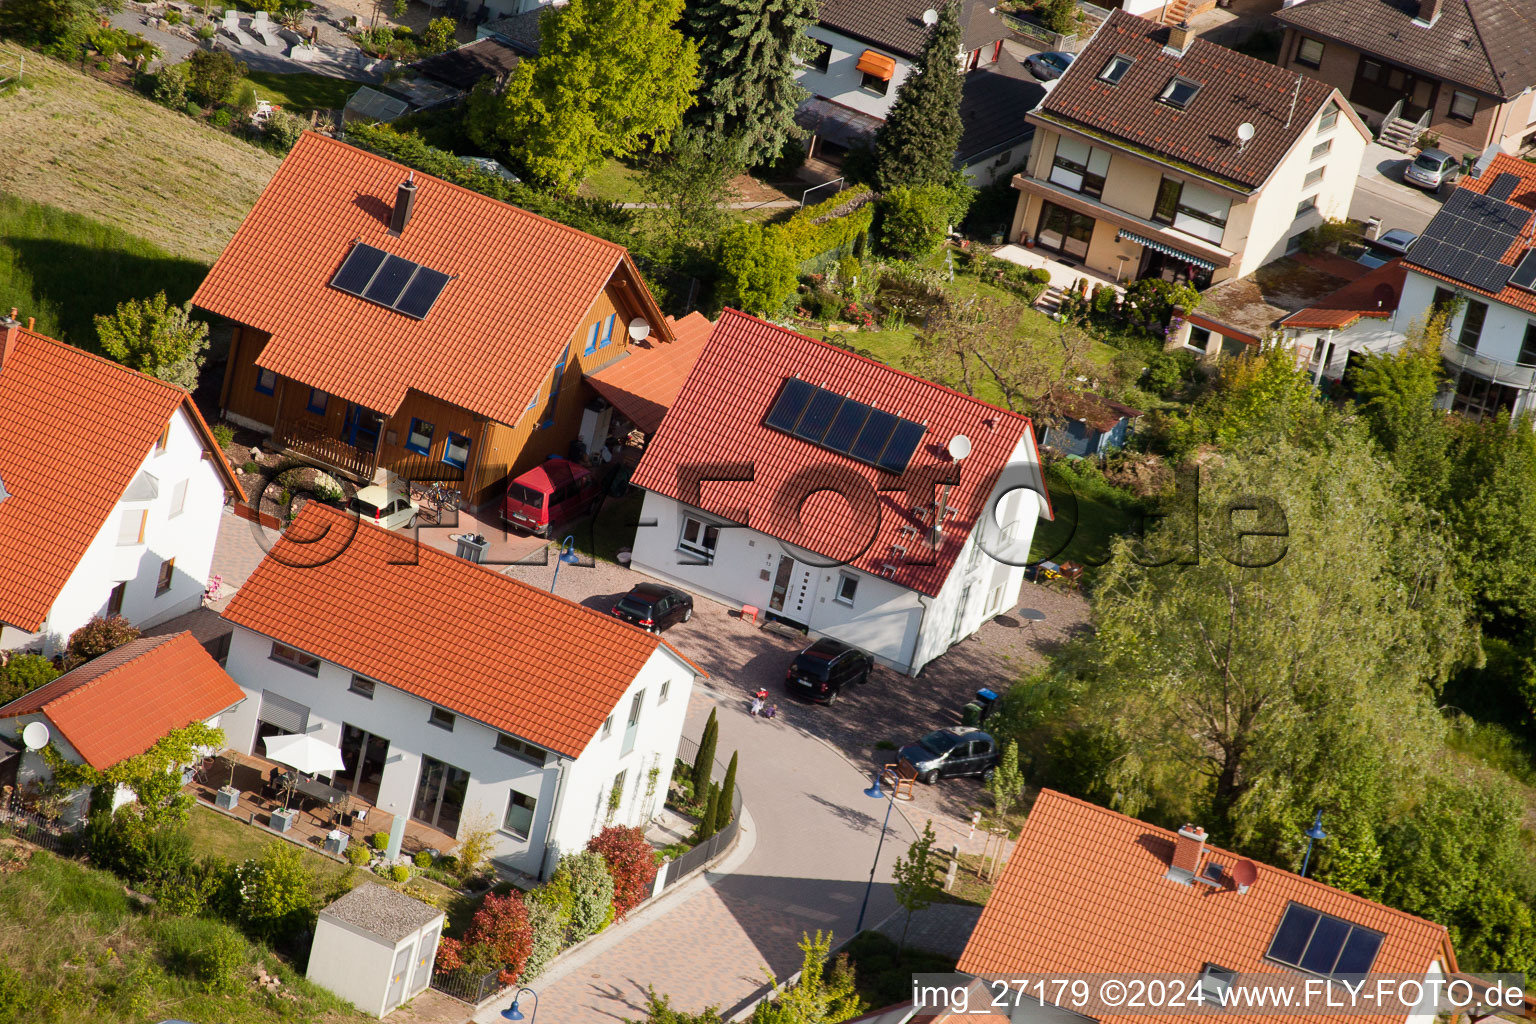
xmin=1038 ymin=391 xmax=1143 ymax=457
xmin=307 ymin=883 xmax=444 ymax=1017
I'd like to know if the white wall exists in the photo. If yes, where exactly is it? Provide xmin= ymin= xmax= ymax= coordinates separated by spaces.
xmin=3 ymin=406 xmax=225 ymax=657
xmin=629 ymin=432 xmax=1048 ymax=676
xmin=219 ymin=627 xmax=696 ymax=878
xmin=797 ymin=26 xmax=913 ymax=123
xmin=1285 ymin=317 xmax=1403 ymax=379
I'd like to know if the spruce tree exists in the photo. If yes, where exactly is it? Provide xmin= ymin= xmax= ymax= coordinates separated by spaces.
xmin=713 ymin=751 xmax=739 ymax=832
xmin=692 ymin=709 xmax=719 ymax=789
xmin=872 ymin=0 xmax=965 ymax=190
xmin=684 ymin=0 xmax=820 ymax=168
xmin=698 ymin=782 xmax=720 ymax=840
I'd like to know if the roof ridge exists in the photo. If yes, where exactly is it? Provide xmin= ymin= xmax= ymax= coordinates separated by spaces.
xmin=714 ymin=308 xmax=1035 ymax=429
xmin=1460 ymin=0 xmax=1511 ymax=92
xmin=1029 ymin=789 xmax=1450 ymax=936
xmin=302 ymin=132 xmax=628 ymax=256
xmin=39 ymin=634 xmax=183 ymax=712
xmin=18 ymin=329 xmax=192 ymax=403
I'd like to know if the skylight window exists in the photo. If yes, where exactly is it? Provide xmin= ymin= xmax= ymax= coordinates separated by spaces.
xmin=1266 ymin=903 xmax=1384 ymax=979
xmin=1159 ymin=77 xmax=1201 ymax=109
xmin=1198 ymin=964 xmax=1237 ymax=1003
xmin=1099 ymin=55 xmax=1133 ymax=84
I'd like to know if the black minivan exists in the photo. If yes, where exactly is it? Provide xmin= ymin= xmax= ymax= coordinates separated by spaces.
xmin=785 ymin=638 xmax=874 ymax=705
xmin=610 ymin=583 xmax=694 ymax=633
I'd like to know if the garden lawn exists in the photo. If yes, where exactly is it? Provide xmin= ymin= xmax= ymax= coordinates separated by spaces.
xmin=185 ymin=805 xmax=353 ymax=889
xmin=0 ymin=191 xmax=210 ymax=347
xmin=1028 ymin=463 xmax=1142 ymax=569
xmin=0 ymin=848 xmax=364 ymax=1024
xmin=244 ymin=71 xmax=360 ymax=112
xmin=579 ymin=158 xmax=646 ymax=202
xmin=0 ymin=40 xmax=279 ymax=262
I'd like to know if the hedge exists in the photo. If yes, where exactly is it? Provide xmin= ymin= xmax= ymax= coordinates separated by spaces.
xmin=716 ymin=187 xmax=876 ymax=315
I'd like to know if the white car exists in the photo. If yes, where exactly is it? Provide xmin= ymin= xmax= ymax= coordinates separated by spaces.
xmin=348 ymin=485 xmax=420 ymax=530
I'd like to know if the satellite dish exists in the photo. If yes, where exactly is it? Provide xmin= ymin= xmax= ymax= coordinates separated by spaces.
xmin=1236 ymin=122 xmax=1255 ymax=143
xmin=21 ymin=722 xmax=49 ymax=751
xmin=1231 ymin=859 xmax=1258 ymax=891
xmin=922 ymin=7 xmax=939 ymax=24
xmin=947 ymin=434 xmax=972 ymax=460
xmin=627 ymin=317 xmax=651 ymax=342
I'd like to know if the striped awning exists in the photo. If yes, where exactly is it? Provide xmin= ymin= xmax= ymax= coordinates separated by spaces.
xmin=1117 ymin=229 xmax=1217 ymax=271
xmin=855 ymin=50 xmax=897 ymax=80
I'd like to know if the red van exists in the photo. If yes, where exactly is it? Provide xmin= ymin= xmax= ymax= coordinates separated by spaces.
xmin=502 ymin=457 xmax=599 ymax=536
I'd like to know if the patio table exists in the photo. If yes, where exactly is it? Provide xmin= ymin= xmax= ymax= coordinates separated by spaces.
xmin=294 ymin=778 xmax=347 ymax=825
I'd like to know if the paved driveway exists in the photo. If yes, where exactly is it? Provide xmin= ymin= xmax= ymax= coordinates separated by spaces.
xmin=1350 ymin=141 xmax=1446 ymax=235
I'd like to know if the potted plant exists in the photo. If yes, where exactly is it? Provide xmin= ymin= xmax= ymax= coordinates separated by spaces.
xmin=1023 ymin=233 xmax=1036 ymax=249
xmin=270 ymin=804 xmax=298 ymax=832
xmin=216 ymin=758 xmax=240 ymax=810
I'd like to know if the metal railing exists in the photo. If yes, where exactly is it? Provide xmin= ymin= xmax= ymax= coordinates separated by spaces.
xmin=663 ymin=735 xmax=744 ymax=891
xmin=1441 ymin=335 xmax=1536 ymax=389
xmin=273 ymin=419 xmax=379 ymax=481
xmin=431 ymin=965 xmax=505 ymax=1004
xmin=0 ymin=797 xmax=84 ymax=855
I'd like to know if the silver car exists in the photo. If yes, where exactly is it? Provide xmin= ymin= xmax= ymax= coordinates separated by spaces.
xmin=1403 ymin=148 xmax=1459 ymax=191
xmin=1357 ymin=228 xmax=1418 ymax=268
xmin=348 ymin=484 xmax=420 ymax=530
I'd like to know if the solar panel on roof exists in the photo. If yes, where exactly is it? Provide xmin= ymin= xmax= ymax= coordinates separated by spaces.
xmin=1413 ymin=191 xmax=1526 ymax=294
xmin=763 ymin=379 xmax=926 ymax=474
xmin=765 ymin=379 xmax=816 ymax=432
xmin=1488 ymin=173 xmax=1520 ymax=201
xmin=332 ymin=243 xmax=389 ymax=295
xmin=1266 ymin=904 xmax=1384 ymax=980
xmin=330 ymin=242 xmax=453 ymax=319
xmin=876 ymin=418 xmax=927 ymax=474
xmin=1511 ymin=250 xmax=1536 ymax=291
xmin=1333 ymin=929 xmax=1383 ymax=975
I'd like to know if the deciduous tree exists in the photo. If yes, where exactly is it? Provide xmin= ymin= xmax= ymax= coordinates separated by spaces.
xmin=682 ymin=0 xmax=817 ymax=167
xmin=871 ymin=0 xmax=963 ymax=190
xmin=641 ymin=131 xmax=739 ymax=249
xmin=751 ymin=930 xmax=863 ymax=1024
xmin=65 ymin=615 xmax=141 ymax=667
xmin=986 ymin=740 xmax=1024 ymax=822
xmin=891 ymin=820 xmax=940 ymax=953
xmin=93 ymin=291 xmax=211 ymax=390
xmin=184 ymin=48 xmax=248 ymax=106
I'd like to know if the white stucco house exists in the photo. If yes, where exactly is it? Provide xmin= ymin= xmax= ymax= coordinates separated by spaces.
xmin=628 ymin=309 xmax=1051 ymax=677
xmin=794 ymin=0 xmax=1041 ymax=185
xmin=1389 ymin=152 xmax=1536 ymax=420
xmin=0 ymin=632 xmax=244 ymax=818
xmin=1278 ymin=259 xmax=1408 ymax=386
xmin=0 ymin=316 xmax=240 ymax=657
xmin=217 ymin=503 xmax=702 ymax=879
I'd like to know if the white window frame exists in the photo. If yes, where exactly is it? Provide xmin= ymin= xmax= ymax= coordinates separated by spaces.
xmin=659 ymin=680 xmax=671 ymax=703
xmin=1449 ymin=90 xmax=1478 ymax=122
xmin=270 ymin=642 xmax=320 ymax=676
xmin=1303 ymin=166 xmax=1325 ymax=188
xmin=495 ymin=733 xmax=546 ymax=765
xmin=835 ymin=573 xmax=859 ymax=606
xmin=1295 ymin=37 xmax=1323 ymax=69
xmin=503 ymin=789 xmax=536 ymax=838
xmin=117 ymin=508 xmax=147 ymax=546
xmin=677 ymin=514 xmax=722 ymax=561
xmin=169 ymin=479 xmax=189 ymax=518
xmin=428 ymin=707 xmax=456 ymax=731
xmin=601 ymin=714 xmax=614 ymax=739
xmin=1098 ymin=54 xmax=1133 ymax=84
xmin=1310 ymin=140 xmax=1331 ymax=161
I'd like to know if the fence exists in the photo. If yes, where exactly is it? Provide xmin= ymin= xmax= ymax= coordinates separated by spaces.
xmin=0 ymin=798 xmax=83 ymax=856
xmin=662 ymin=735 xmax=745 ymax=891
xmin=430 ymin=964 xmax=506 ymax=1005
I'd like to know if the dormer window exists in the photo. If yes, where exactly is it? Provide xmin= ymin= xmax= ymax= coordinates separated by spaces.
xmin=1159 ymin=77 xmax=1201 ymax=109
xmin=1098 ymin=55 xmax=1133 ymax=85
xmin=1199 ymin=964 xmax=1237 ymax=1003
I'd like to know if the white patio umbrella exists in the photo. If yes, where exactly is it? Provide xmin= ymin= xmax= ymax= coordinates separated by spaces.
xmin=261 ymin=733 xmax=346 ymax=775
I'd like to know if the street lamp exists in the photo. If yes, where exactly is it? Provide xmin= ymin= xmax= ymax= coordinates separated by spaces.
xmin=854 ymin=766 xmax=900 ymax=934
xmin=501 ymin=987 xmax=538 ymax=1022
xmin=548 ymin=535 xmax=580 ymax=593
xmin=1300 ymin=810 xmax=1327 ymax=878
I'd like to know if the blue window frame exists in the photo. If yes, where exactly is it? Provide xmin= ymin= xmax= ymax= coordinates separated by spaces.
xmin=443 ymin=432 xmax=471 ymax=469
xmin=539 ymin=343 xmax=571 ymax=429
xmin=255 ymin=367 xmax=276 ymax=396
xmin=600 ymin=313 xmax=616 ymax=348
xmin=307 ymin=387 xmax=328 ymax=415
xmin=583 ymin=320 xmax=601 ymax=355
xmin=406 ymin=418 xmax=434 ymax=455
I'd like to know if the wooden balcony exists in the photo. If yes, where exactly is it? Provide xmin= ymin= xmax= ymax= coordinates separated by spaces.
xmin=274 ymin=418 xmax=379 ymax=482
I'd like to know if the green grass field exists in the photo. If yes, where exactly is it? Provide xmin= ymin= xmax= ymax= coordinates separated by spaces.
xmin=0 ymin=849 xmax=363 ymax=1023
xmin=0 ymin=191 xmax=209 ymax=347
xmin=244 ymin=71 xmax=360 ymax=113
xmin=186 ymin=805 xmax=354 ymax=886
xmin=579 ymin=158 xmax=645 ymax=202
xmin=1028 ymin=468 xmax=1141 ymax=569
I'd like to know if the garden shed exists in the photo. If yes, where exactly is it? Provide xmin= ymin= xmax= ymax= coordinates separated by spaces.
xmin=307 ymin=883 xmax=444 ymax=1017
xmin=1037 ymin=391 xmax=1143 ymax=457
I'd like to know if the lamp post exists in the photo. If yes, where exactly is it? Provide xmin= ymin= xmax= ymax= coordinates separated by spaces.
xmin=1300 ymin=810 xmax=1327 ymax=878
xmin=854 ymin=766 xmax=900 ymax=935
xmin=501 ymin=987 xmax=538 ymax=1022
xmin=548 ymin=535 xmax=580 ymax=593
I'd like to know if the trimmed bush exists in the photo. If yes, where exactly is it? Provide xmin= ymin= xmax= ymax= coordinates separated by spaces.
xmin=66 ymin=616 xmax=140 ymax=666
xmin=454 ymin=891 xmax=532 ymax=986
xmin=211 ymin=108 xmax=232 ymax=127
xmin=586 ymin=825 xmax=658 ymax=919
xmin=521 ymin=893 xmax=568 ymax=981
xmin=552 ymin=851 xmax=614 ymax=943
xmin=371 ymin=832 xmax=390 ymax=851
xmin=233 ymin=842 xmax=316 ymax=942
xmin=346 ymin=842 xmax=372 ymax=866
xmin=211 ymin=422 xmax=235 ymax=448
xmin=414 ymin=850 xmax=434 ymax=868
xmin=390 ymin=864 xmax=410 ymax=883
xmin=878 ymin=186 xmax=946 ymax=259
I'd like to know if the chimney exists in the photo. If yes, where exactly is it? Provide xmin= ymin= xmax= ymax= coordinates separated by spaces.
xmin=0 ymin=307 xmax=20 ymax=377
xmin=1164 ymin=21 xmax=1193 ymax=56
xmin=1165 ymin=824 xmax=1206 ymax=883
xmin=389 ymin=172 xmax=418 ymax=236
xmin=1415 ymin=0 xmax=1441 ymax=24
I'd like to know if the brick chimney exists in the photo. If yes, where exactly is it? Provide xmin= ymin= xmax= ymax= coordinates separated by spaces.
xmin=389 ymin=173 xmax=417 ymax=236
xmin=1164 ymin=21 xmax=1193 ymax=56
xmin=1171 ymin=824 xmax=1207 ymax=875
xmin=0 ymin=308 xmax=20 ymax=378
xmin=1416 ymin=0 xmax=1441 ymax=23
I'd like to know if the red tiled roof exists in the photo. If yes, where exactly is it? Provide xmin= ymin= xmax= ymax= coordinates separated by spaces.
xmin=1281 ymin=259 xmax=1407 ymax=329
xmin=958 ymin=791 xmax=1454 ymax=1024
xmin=221 ymin=503 xmax=700 ymax=756
xmin=629 ymin=309 xmax=1048 ymax=597
xmin=0 ymin=633 xmax=244 ymax=769
xmin=1033 ymin=10 xmax=1351 ymax=191
xmin=1404 ymin=153 xmax=1536 ymax=315
xmin=192 ymin=133 xmax=671 ymax=425
xmin=587 ymin=312 xmax=714 ymax=434
xmin=0 ymin=328 xmax=239 ymax=634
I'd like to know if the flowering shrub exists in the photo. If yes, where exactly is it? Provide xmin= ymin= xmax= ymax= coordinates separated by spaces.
xmin=587 ymin=825 xmax=658 ymax=919
xmin=842 ymin=302 xmax=876 ymax=328
xmin=440 ymin=892 xmax=533 ymax=985
xmin=233 ymin=843 xmax=315 ymax=941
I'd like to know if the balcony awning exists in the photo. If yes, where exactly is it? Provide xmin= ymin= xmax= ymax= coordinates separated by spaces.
xmin=855 ymin=50 xmax=897 ymax=80
xmin=1117 ymin=229 xmax=1217 ymax=271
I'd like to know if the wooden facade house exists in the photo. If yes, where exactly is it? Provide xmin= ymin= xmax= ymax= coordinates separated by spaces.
xmin=195 ymin=132 xmax=673 ymax=506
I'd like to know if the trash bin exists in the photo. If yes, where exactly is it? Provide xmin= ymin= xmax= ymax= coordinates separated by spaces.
xmin=453 ymin=533 xmax=489 ymax=564
xmin=976 ymin=688 xmax=999 ymax=724
xmin=962 ymin=701 xmax=983 ymax=727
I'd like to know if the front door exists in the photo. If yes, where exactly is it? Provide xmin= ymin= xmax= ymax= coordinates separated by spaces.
xmin=339 ymin=724 xmax=390 ymax=804
xmin=412 ymin=756 xmax=470 ymax=837
xmin=1035 ymin=201 xmax=1095 ymax=261
xmin=1352 ymin=57 xmax=1437 ymax=121
xmin=768 ymin=555 xmax=815 ymax=626
xmin=342 ymin=404 xmax=383 ymax=453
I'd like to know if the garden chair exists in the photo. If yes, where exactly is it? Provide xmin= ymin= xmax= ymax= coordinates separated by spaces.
xmin=221 ymin=10 xmax=256 ymax=46
xmin=250 ymin=10 xmax=284 ymax=47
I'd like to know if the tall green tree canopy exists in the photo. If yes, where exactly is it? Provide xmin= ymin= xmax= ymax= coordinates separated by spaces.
xmin=93 ymin=291 xmax=210 ymax=391
xmin=683 ymin=0 xmax=817 ymax=167
xmin=468 ymin=0 xmax=699 ymax=191
xmin=871 ymin=0 xmax=963 ymax=190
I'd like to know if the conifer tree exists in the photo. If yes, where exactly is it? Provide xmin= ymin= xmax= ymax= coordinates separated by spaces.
xmin=713 ymin=752 xmax=739 ymax=832
xmin=692 ymin=709 xmax=719 ymax=788
xmin=872 ymin=0 xmax=964 ymax=190
xmin=684 ymin=0 xmax=819 ymax=167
